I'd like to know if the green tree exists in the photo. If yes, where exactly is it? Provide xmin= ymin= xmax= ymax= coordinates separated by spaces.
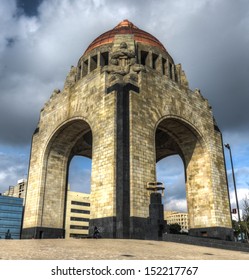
xmin=232 ymin=219 xmax=240 ymax=239
xmin=169 ymin=223 xmax=181 ymax=234
xmin=242 ymin=196 xmax=249 ymax=239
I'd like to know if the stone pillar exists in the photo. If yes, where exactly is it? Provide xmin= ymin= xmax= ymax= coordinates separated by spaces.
xmin=148 ymin=51 xmax=153 ymax=68
xmin=146 ymin=192 xmax=166 ymax=240
xmin=172 ymin=64 xmax=175 ymax=81
xmin=87 ymin=55 xmax=90 ymax=74
xmin=166 ymin=58 xmax=170 ymax=78
xmin=102 ymin=82 xmax=139 ymax=239
xmin=97 ymin=51 xmax=101 ymax=67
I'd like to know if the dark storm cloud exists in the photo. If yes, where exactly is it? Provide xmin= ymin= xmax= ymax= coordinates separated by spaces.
xmin=16 ymin=0 xmax=43 ymax=17
xmin=159 ymin=0 xmax=249 ymax=132
xmin=0 ymin=0 xmax=249 ymax=143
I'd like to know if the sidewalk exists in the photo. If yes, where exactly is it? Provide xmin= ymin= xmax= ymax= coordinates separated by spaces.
xmin=1 ymin=239 xmax=249 ymax=260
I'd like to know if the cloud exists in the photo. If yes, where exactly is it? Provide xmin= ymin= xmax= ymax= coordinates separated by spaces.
xmin=0 ymin=148 xmax=29 ymax=193
xmin=1 ymin=0 xmax=249 ymax=146
xmin=164 ymin=198 xmax=187 ymax=213
xmin=16 ymin=0 xmax=43 ymax=17
xmin=0 ymin=0 xmax=248 ymax=211
xmin=157 ymin=155 xmax=187 ymax=212
xmin=165 ymin=1 xmax=249 ymax=133
xmin=229 ymin=188 xmax=249 ymax=213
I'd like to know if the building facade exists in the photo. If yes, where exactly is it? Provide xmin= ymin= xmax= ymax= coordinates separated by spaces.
xmin=65 ymin=191 xmax=90 ymax=238
xmin=22 ymin=20 xmax=232 ymax=240
xmin=3 ymin=179 xmax=27 ymax=202
xmin=2 ymin=181 xmax=90 ymax=239
xmin=164 ymin=211 xmax=189 ymax=232
xmin=0 ymin=195 xmax=23 ymax=239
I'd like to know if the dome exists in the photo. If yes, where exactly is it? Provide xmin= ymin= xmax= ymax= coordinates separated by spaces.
xmin=84 ymin=19 xmax=167 ymax=55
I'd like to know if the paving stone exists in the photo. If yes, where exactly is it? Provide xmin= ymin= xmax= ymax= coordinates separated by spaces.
xmin=0 ymin=239 xmax=249 ymax=260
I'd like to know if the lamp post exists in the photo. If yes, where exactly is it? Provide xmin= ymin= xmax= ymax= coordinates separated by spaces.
xmin=224 ymin=143 xmax=243 ymax=241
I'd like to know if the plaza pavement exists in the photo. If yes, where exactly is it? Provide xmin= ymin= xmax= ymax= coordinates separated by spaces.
xmin=0 ymin=239 xmax=249 ymax=260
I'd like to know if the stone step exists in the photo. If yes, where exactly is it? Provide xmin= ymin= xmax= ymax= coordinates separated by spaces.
xmin=163 ymin=234 xmax=249 ymax=253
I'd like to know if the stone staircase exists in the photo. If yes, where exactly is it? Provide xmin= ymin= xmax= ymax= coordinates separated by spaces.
xmin=163 ymin=233 xmax=249 ymax=253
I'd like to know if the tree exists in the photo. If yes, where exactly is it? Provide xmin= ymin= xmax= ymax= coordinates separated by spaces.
xmin=242 ymin=196 xmax=249 ymax=239
xmin=169 ymin=223 xmax=181 ymax=234
xmin=232 ymin=220 xmax=240 ymax=239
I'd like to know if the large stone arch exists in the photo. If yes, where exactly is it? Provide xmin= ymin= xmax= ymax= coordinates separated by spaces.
xmin=155 ymin=116 xmax=213 ymax=231
xmin=41 ymin=118 xmax=92 ymax=226
xmin=23 ymin=118 xmax=92 ymax=238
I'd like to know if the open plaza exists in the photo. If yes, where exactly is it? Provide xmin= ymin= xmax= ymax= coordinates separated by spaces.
xmin=0 ymin=239 xmax=249 ymax=260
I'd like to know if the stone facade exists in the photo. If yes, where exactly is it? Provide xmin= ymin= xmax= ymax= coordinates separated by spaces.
xmin=22 ymin=20 xmax=233 ymax=240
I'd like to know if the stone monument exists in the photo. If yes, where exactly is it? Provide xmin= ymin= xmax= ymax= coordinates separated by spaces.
xmin=22 ymin=20 xmax=233 ymax=240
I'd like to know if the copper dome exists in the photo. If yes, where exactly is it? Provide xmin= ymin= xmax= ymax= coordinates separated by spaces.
xmin=84 ymin=19 xmax=167 ymax=54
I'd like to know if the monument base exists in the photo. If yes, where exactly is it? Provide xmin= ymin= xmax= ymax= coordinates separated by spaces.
xmin=21 ymin=227 xmax=65 ymax=239
xmin=89 ymin=216 xmax=166 ymax=240
xmin=188 ymin=226 xmax=234 ymax=241
xmin=89 ymin=217 xmax=117 ymax=238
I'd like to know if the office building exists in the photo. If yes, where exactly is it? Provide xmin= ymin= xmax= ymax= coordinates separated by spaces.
xmin=0 ymin=195 xmax=24 ymax=239
xmin=65 ymin=191 xmax=90 ymax=238
xmin=164 ymin=211 xmax=189 ymax=232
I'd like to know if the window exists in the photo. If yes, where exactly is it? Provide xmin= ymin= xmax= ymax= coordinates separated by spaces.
xmin=141 ymin=51 xmax=149 ymax=66
xmin=71 ymin=209 xmax=90 ymax=214
xmin=162 ymin=58 xmax=166 ymax=75
xmin=70 ymin=233 xmax=88 ymax=238
xmin=0 ymin=196 xmax=23 ymax=239
xmin=70 ymin=217 xmax=89 ymax=222
xmin=100 ymin=52 xmax=109 ymax=66
xmin=152 ymin=53 xmax=159 ymax=70
xmin=169 ymin=62 xmax=173 ymax=79
xmin=70 ymin=225 xmax=89 ymax=230
xmin=175 ymin=70 xmax=178 ymax=82
xmin=90 ymin=55 xmax=97 ymax=72
xmin=71 ymin=201 xmax=90 ymax=207
xmin=82 ymin=59 xmax=88 ymax=77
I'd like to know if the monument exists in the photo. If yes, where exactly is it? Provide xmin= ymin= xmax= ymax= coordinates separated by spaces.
xmin=22 ymin=20 xmax=233 ymax=240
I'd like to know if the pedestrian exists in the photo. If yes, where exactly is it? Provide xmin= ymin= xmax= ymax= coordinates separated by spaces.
xmin=93 ymin=226 xmax=100 ymax=238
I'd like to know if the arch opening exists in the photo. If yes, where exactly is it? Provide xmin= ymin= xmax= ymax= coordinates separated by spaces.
xmin=155 ymin=117 xmax=210 ymax=233
xmin=156 ymin=155 xmax=187 ymax=233
xmin=68 ymin=156 xmax=92 ymax=194
xmin=38 ymin=119 xmax=93 ymax=238
xmin=65 ymin=156 xmax=92 ymax=239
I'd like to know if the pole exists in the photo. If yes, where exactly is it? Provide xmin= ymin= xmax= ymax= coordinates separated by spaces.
xmin=225 ymin=143 xmax=243 ymax=241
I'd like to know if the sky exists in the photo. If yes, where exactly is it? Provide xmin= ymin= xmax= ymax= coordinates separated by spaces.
xmin=0 ymin=0 xmax=248 ymax=214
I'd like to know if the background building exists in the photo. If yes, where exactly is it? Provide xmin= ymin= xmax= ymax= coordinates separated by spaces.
xmin=2 ymin=180 xmax=90 ymax=239
xmin=231 ymin=209 xmax=243 ymax=222
xmin=3 ymin=179 xmax=27 ymax=203
xmin=65 ymin=191 xmax=90 ymax=239
xmin=0 ymin=195 xmax=24 ymax=239
xmin=164 ymin=211 xmax=189 ymax=233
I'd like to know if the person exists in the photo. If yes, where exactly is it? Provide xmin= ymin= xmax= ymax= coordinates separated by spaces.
xmin=93 ymin=226 xmax=101 ymax=238
xmin=5 ymin=229 xmax=11 ymax=239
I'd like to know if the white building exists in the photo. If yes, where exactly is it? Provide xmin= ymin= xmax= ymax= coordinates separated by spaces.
xmin=3 ymin=179 xmax=27 ymax=204
xmin=164 ymin=211 xmax=189 ymax=232
xmin=64 ymin=191 xmax=90 ymax=238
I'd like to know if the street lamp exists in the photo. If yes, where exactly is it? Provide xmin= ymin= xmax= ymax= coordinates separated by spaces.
xmin=224 ymin=143 xmax=243 ymax=241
